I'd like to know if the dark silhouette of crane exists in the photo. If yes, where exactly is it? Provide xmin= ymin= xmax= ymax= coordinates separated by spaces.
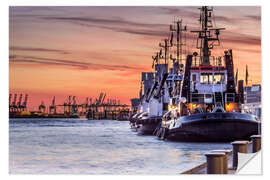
xmin=81 ymin=97 xmax=88 ymax=114
xmin=9 ymin=94 xmax=12 ymax=111
xmin=72 ymin=96 xmax=78 ymax=114
xmin=12 ymin=94 xmax=17 ymax=112
xmin=49 ymin=96 xmax=57 ymax=114
xmin=100 ymin=93 xmax=106 ymax=105
xmin=63 ymin=95 xmax=72 ymax=114
xmin=17 ymin=94 xmax=23 ymax=112
xmin=22 ymin=94 xmax=28 ymax=111
xmin=39 ymin=101 xmax=46 ymax=113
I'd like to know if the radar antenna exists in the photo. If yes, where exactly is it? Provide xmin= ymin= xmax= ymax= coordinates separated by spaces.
xmin=169 ymin=19 xmax=187 ymax=73
xmin=191 ymin=6 xmax=225 ymax=66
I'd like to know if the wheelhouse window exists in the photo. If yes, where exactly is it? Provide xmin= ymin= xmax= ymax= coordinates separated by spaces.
xmin=214 ymin=73 xmax=225 ymax=84
xmin=200 ymin=73 xmax=213 ymax=84
xmin=192 ymin=74 xmax=196 ymax=81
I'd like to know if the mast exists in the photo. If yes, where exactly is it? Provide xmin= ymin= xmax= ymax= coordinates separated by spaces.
xmin=159 ymin=39 xmax=171 ymax=70
xmin=170 ymin=19 xmax=187 ymax=71
xmin=191 ymin=6 xmax=225 ymax=66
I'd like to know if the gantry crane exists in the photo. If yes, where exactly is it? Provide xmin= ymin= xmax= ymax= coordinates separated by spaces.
xmin=12 ymin=94 xmax=17 ymax=112
xmin=49 ymin=96 xmax=57 ymax=114
xmin=39 ymin=101 xmax=46 ymax=113
xmin=72 ymin=96 xmax=78 ymax=114
xmin=17 ymin=94 xmax=23 ymax=112
xmin=9 ymin=94 xmax=12 ymax=112
xmin=22 ymin=94 xmax=28 ymax=111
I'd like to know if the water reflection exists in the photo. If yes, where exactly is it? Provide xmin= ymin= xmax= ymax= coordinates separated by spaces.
xmin=9 ymin=119 xmax=231 ymax=174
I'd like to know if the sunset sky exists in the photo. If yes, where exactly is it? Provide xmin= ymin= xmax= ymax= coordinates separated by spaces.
xmin=9 ymin=6 xmax=261 ymax=110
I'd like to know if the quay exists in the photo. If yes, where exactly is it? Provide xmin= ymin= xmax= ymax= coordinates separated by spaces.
xmin=181 ymin=135 xmax=261 ymax=174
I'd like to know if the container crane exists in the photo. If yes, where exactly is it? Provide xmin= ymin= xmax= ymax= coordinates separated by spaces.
xmin=9 ymin=94 xmax=12 ymax=112
xmin=39 ymin=101 xmax=46 ymax=113
xmin=72 ymin=96 xmax=78 ymax=114
xmin=22 ymin=94 xmax=28 ymax=111
xmin=101 ymin=93 xmax=106 ymax=105
xmin=49 ymin=96 xmax=57 ymax=114
xmin=12 ymin=94 xmax=17 ymax=112
xmin=17 ymin=94 xmax=23 ymax=112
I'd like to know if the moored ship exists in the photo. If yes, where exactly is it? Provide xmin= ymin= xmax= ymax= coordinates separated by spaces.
xmin=130 ymin=19 xmax=187 ymax=135
xmin=156 ymin=6 xmax=260 ymax=142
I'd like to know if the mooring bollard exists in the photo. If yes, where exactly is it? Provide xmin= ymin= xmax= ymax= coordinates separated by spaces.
xmin=211 ymin=150 xmax=231 ymax=174
xmin=251 ymin=135 xmax=261 ymax=153
xmin=205 ymin=152 xmax=225 ymax=174
xmin=231 ymin=141 xmax=249 ymax=169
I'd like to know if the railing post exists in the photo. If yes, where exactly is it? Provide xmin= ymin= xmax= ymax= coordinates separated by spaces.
xmin=205 ymin=152 xmax=225 ymax=174
xmin=231 ymin=141 xmax=249 ymax=169
xmin=251 ymin=135 xmax=261 ymax=153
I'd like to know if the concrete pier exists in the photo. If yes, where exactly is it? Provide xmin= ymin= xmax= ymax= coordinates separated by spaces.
xmin=250 ymin=135 xmax=261 ymax=153
xmin=181 ymin=138 xmax=256 ymax=174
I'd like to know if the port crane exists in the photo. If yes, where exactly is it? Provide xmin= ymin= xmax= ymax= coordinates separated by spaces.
xmin=9 ymin=94 xmax=12 ymax=111
xmin=39 ymin=101 xmax=46 ymax=113
xmin=22 ymin=94 xmax=28 ymax=111
xmin=9 ymin=93 xmax=129 ymax=119
xmin=10 ymin=94 xmax=18 ymax=112
xmin=17 ymin=94 xmax=23 ymax=112
xmin=49 ymin=96 xmax=57 ymax=114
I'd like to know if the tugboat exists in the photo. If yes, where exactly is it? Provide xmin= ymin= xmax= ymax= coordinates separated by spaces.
xmin=131 ymin=19 xmax=187 ymax=135
xmin=136 ymin=72 xmax=169 ymax=135
xmin=157 ymin=6 xmax=260 ymax=142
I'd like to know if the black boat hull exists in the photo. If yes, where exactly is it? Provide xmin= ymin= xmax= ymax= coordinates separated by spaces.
xmin=136 ymin=116 xmax=162 ymax=135
xmin=167 ymin=112 xmax=260 ymax=142
xmin=137 ymin=123 xmax=159 ymax=135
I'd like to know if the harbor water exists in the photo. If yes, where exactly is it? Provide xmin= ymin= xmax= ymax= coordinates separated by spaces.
xmin=9 ymin=119 xmax=231 ymax=174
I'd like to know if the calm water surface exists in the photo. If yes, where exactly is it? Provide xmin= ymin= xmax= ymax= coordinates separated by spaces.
xmin=9 ymin=118 xmax=231 ymax=174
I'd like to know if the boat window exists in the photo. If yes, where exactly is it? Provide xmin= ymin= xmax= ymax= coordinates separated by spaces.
xmin=192 ymin=74 xmax=196 ymax=81
xmin=208 ymin=74 xmax=213 ymax=84
xmin=200 ymin=73 xmax=208 ymax=84
xmin=214 ymin=73 xmax=225 ymax=84
xmin=200 ymin=73 xmax=212 ymax=84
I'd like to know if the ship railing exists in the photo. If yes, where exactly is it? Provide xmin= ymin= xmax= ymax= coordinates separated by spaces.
xmin=225 ymin=93 xmax=235 ymax=103
xmin=191 ymin=56 xmax=225 ymax=67
xmin=190 ymin=93 xmax=213 ymax=104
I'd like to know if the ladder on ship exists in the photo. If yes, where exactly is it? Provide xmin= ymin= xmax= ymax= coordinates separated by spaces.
xmin=214 ymin=92 xmax=224 ymax=108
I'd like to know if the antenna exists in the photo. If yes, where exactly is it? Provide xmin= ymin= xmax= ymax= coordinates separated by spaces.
xmin=191 ymin=6 xmax=225 ymax=66
xmin=169 ymin=19 xmax=187 ymax=67
xmin=159 ymin=38 xmax=172 ymax=68
xmin=152 ymin=52 xmax=159 ymax=69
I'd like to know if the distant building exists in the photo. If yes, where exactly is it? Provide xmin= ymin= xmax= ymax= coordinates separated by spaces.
xmin=130 ymin=98 xmax=140 ymax=113
xmin=243 ymin=84 xmax=261 ymax=119
xmin=140 ymin=72 xmax=155 ymax=98
xmin=245 ymin=84 xmax=261 ymax=103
